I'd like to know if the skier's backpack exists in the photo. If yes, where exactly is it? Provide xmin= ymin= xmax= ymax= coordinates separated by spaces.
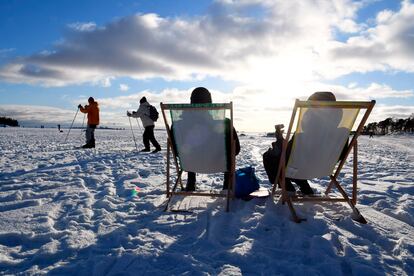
xmin=148 ymin=105 xmax=159 ymax=122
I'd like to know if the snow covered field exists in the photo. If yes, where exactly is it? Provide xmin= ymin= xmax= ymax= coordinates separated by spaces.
xmin=0 ymin=127 xmax=413 ymax=275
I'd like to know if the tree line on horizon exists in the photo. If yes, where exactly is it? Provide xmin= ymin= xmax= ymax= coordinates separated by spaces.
xmin=364 ymin=114 xmax=414 ymax=135
xmin=0 ymin=116 xmax=19 ymax=127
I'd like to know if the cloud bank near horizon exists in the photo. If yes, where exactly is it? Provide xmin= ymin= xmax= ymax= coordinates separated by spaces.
xmin=2 ymin=83 xmax=413 ymax=131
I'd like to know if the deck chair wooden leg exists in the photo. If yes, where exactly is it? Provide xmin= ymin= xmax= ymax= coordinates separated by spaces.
xmin=164 ymin=170 xmax=183 ymax=212
xmin=279 ymin=176 xmax=286 ymax=205
xmin=225 ymin=171 xmax=233 ymax=212
xmin=331 ymin=177 xmax=367 ymax=224
xmin=279 ymin=174 xmax=305 ymax=222
xmin=352 ymin=142 xmax=358 ymax=205
xmin=166 ymin=142 xmax=171 ymax=198
xmin=325 ymin=142 xmax=359 ymax=203
xmin=325 ymin=180 xmax=334 ymax=196
xmin=285 ymin=196 xmax=306 ymax=223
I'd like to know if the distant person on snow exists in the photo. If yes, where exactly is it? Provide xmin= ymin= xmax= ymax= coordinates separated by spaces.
xmin=78 ymin=97 xmax=100 ymax=148
xmin=127 ymin=96 xmax=161 ymax=153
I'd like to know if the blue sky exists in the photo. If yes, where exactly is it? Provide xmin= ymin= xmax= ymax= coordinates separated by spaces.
xmin=0 ymin=0 xmax=413 ymax=130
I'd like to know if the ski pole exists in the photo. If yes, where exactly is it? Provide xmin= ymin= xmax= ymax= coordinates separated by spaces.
xmin=129 ymin=116 xmax=138 ymax=150
xmin=80 ymin=113 xmax=86 ymax=136
xmin=64 ymin=108 xmax=79 ymax=144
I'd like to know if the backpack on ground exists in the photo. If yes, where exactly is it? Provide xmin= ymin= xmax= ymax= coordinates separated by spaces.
xmin=148 ymin=105 xmax=159 ymax=122
xmin=235 ymin=166 xmax=260 ymax=198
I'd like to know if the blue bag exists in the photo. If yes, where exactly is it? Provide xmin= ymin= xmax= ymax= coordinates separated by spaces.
xmin=235 ymin=166 xmax=260 ymax=198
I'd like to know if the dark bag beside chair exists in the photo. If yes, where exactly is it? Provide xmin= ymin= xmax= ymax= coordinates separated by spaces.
xmin=235 ymin=166 xmax=260 ymax=198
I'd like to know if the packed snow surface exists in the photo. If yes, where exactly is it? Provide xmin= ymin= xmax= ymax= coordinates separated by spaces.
xmin=0 ymin=128 xmax=413 ymax=275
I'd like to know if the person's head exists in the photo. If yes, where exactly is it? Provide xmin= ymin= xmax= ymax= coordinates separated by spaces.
xmin=140 ymin=96 xmax=147 ymax=104
xmin=302 ymin=91 xmax=342 ymax=131
xmin=307 ymin=91 xmax=336 ymax=101
xmin=88 ymin=97 xmax=95 ymax=103
xmin=190 ymin=87 xmax=212 ymax=104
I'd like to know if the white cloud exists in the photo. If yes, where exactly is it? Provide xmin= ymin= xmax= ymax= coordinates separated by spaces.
xmin=90 ymin=82 xmax=414 ymax=131
xmin=67 ymin=22 xmax=97 ymax=32
xmin=0 ymin=104 xmax=129 ymax=129
xmin=369 ymin=104 xmax=414 ymax=122
xmin=100 ymin=77 xmax=113 ymax=88
xmin=2 ymin=78 xmax=412 ymax=131
xmin=0 ymin=48 xmax=15 ymax=56
xmin=0 ymin=105 xmax=78 ymax=127
xmin=0 ymin=0 xmax=413 ymax=129
xmin=316 ymin=82 xmax=414 ymax=100
xmin=0 ymin=0 xmax=371 ymax=88
xmin=119 ymin=84 xmax=129 ymax=91
xmin=331 ymin=0 xmax=414 ymax=74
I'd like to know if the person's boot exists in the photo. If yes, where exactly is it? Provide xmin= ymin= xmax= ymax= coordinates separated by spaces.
xmin=151 ymin=147 xmax=161 ymax=153
xmin=297 ymin=180 xmax=314 ymax=195
xmin=185 ymin=172 xmax=196 ymax=191
xmin=223 ymin=172 xmax=230 ymax=190
xmin=185 ymin=181 xmax=195 ymax=191
xmin=81 ymin=139 xmax=95 ymax=149
xmin=281 ymin=178 xmax=297 ymax=193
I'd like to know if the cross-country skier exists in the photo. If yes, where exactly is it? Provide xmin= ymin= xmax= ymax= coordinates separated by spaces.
xmin=127 ymin=96 xmax=161 ymax=153
xmin=78 ymin=97 xmax=99 ymax=148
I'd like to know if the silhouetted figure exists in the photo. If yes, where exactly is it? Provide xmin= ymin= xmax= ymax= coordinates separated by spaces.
xmin=177 ymin=87 xmax=240 ymax=191
xmin=264 ymin=91 xmax=348 ymax=195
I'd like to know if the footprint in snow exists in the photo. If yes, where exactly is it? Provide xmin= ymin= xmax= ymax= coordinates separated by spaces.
xmin=138 ymin=169 xmax=150 ymax=178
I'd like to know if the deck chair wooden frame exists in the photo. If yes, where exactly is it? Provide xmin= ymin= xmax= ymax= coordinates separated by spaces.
xmin=271 ymin=100 xmax=375 ymax=223
xmin=160 ymin=102 xmax=236 ymax=212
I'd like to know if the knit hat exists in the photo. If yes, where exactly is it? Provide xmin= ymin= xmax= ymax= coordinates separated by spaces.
xmin=308 ymin=91 xmax=336 ymax=101
xmin=88 ymin=97 xmax=95 ymax=103
xmin=190 ymin=87 xmax=212 ymax=104
xmin=140 ymin=97 xmax=147 ymax=104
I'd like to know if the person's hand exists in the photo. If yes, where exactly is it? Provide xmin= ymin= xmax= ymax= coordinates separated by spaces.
xmin=127 ymin=111 xmax=131 ymax=117
xmin=275 ymin=127 xmax=282 ymax=135
xmin=78 ymin=104 xmax=82 ymax=109
xmin=275 ymin=124 xmax=284 ymax=139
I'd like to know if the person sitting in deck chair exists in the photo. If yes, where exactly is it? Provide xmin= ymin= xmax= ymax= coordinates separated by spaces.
xmin=265 ymin=91 xmax=348 ymax=195
xmin=172 ymin=87 xmax=241 ymax=191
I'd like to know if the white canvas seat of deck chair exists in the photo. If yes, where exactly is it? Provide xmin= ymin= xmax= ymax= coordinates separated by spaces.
xmin=160 ymin=103 xmax=236 ymax=212
xmin=272 ymin=100 xmax=375 ymax=223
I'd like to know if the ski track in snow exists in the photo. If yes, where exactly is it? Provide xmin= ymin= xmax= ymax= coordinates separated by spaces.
xmin=0 ymin=128 xmax=413 ymax=275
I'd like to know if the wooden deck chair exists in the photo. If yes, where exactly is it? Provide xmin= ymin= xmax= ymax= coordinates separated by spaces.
xmin=160 ymin=102 xmax=236 ymax=212
xmin=271 ymin=100 xmax=375 ymax=223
